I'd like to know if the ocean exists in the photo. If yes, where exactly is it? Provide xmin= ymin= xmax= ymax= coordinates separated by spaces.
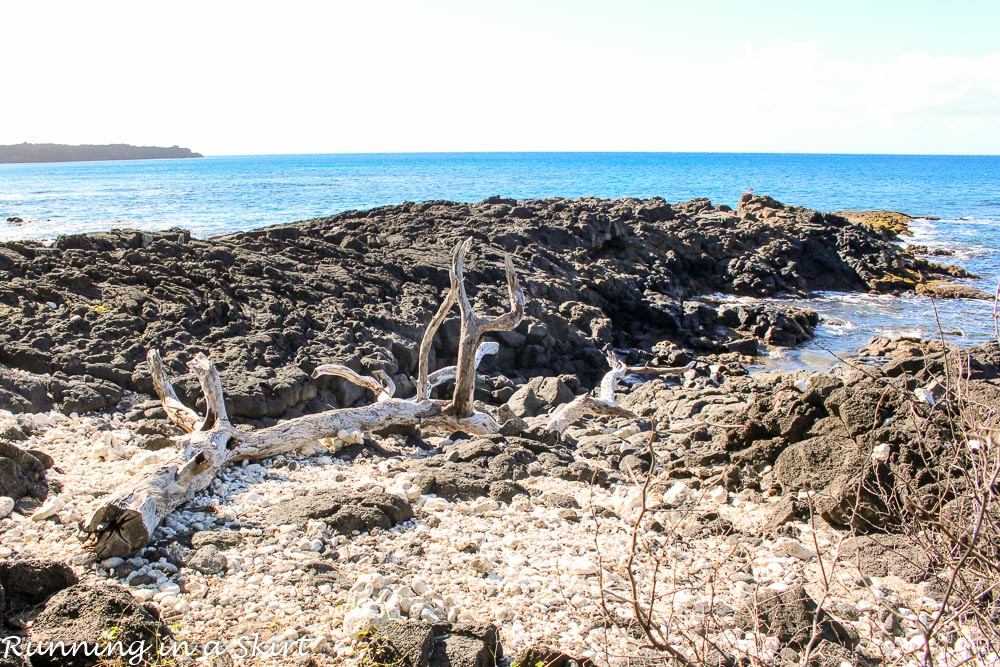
xmin=2 ymin=152 xmax=999 ymax=366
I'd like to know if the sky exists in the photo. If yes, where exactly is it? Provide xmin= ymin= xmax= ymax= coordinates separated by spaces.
xmin=2 ymin=0 xmax=998 ymax=155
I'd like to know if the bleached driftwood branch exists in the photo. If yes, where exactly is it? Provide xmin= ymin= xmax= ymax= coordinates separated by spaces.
xmin=425 ymin=341 xmax=498 ymax=394
xmin=147 ymin=350 xmax=200 ymax=433
xmin=415 ymin=242 xmax=462 ymax=402
xmin=312 ymin=364 xmax=397 ymax=401
xmin=546 ymin=351 xmax=638 ymax=434
xmin=81 ymin=239 xmax=522 ymax=559
xmin=313 ymin=342 xmax=498 ymax=404
xmin=450 ymin=241 xmax=524 ymax=418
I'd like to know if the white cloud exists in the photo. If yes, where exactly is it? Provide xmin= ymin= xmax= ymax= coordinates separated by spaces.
xmin=0 ymin=1 xmax=996 ymax=154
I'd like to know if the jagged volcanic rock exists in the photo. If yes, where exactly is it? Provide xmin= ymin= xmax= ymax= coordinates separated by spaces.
xmin=0 ymin=194 xmax=965 ymax=419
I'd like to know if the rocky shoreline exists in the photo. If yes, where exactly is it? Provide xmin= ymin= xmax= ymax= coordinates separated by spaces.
xmin=0 ymin=194 xmax=972 ymax=422
xmin=1 ymin=195 xmax=997 ymax=666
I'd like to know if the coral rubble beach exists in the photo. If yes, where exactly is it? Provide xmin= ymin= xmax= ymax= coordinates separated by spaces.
xmin=0 ymin=194 xmax=997 ymax=666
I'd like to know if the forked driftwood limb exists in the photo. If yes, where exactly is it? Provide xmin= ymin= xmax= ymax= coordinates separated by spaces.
xmin=81 ymin=239 xmax=523 ymax=559
xmin=449 ymin=239 xmax=525 ymax=418
xmin=546 ymin=351 xmax=639 ymax=434
xmin=312 ymin=364 xmax=397 ymax=402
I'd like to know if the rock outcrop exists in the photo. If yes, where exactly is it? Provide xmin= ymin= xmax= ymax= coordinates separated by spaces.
xmin=27 ymin=583 xmax=168 ymax=667
xmin=835 ymin=209 xmax=913 ymax=239
xmin=0 ymin=194 xmax=969 ymax=419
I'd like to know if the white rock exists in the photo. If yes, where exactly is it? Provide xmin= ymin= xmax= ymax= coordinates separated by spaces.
xmin=914 ymin=386 xmax=936 ymax=406
xmin=186 ymin=582 xmax=208 ymax=599
xmin=110 ymin=429 xmax=133 ymax=446
xmin=663 ymin=482 xmax=690 ymax=506
xmin=774 ymin=537 xmax=815 ymax=561
xmin=132 ymin=451 xmax=160 ymax=468
xmin=0 ymin=496 xmax=14 ymax=519
xmin=132 ymin=589 xmax=154 ymax=602
xmin=159 ymin=582 xmax=181 ymax=596
xmin=298 ymin=442 xmax=329 ymax=457
xmin=793 ymin=379 xmax=809 ymax=393
xmin=709 ymin=486 xmax=729 ymax=504
xmin=615 ymin=424 xmax=642 ymax=439
xmin=423 ymin=497 xmax=450 ymax=512
xmin=100 ymin=557 xmax=125 ymax=570
xmin=305 ymin=637 xmax=327 ymax=653
xmin=349 ymin=574 xmax=385 ymax=602
xmin=568 ymin=557 xmax=598 ymax=576
xmin=871 ymin=443 xmax=891 ymax=463
xmin=624 ymin=491 xmax=645 ymax=510
xmin=31 ymin=496 xmax=65 ymax=521
xmin=386 ymin=486 xmax=409 ymax=502
xmin=343 ymin=604 xmax=386 ymax=637
xmin=466 ymin=498 xmax=499 ymax=515
xmin=337 ymin=428 xmax=364 ymax=445
xmin=384 ymin=593 xmax=402 ymax=614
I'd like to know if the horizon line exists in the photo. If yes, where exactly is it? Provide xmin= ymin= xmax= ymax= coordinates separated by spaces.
xmin=202 ymin=149 xmax=1000 ymax=158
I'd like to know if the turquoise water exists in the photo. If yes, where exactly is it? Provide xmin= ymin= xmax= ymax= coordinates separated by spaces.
xmin=2 ymin=152 xmax=999 ymax=362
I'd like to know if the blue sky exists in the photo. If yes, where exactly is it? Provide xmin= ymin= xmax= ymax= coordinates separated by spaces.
xmin=2 ymin=0 xmax=997 ymax=154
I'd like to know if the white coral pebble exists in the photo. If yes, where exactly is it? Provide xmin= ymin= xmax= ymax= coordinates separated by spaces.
xmin=568 ymin=557 xmax=598 ymax=576
xmin=913 ymin=387 xmax=936 ymax=406
xmin=422 ymin=497 xmax=450 ymax=511
xmin=871 ymin=443 xmax=891 ymax=462
xmin=31 ymin=497 xmax=65 ymax=521
xmin=343 ymin=604 xmax=386 ymax=637
xmin=663 ymin=482 xmax=690 ymax=506
xmin=709 ymin=486 xmax=729 ymax=504
xmin=465 ymin=498 xmax=498 ymax=515
xmin=337 ymin=428 xmax=364 ymax=445
xmin=774 ymin=537 xmax=815 ymax=561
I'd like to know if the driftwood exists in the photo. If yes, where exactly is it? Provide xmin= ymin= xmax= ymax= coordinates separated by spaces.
xmin=81 ymin=238 xmax=637 ymax=559
xmin=83 ymin=352 xmax=240 ymax=558
xmin=81 ymin=238 xmax=523 ymax=559
xmin=546 ymin=351 xmax=638 ymax=434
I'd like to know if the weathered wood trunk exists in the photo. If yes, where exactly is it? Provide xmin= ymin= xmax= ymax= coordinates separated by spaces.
xmin=83 ymin=352 xmax=239 ymax=558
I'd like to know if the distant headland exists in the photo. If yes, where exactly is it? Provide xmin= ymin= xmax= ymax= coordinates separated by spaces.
xmin=0 ymin=142 xmax=203 ymax=164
